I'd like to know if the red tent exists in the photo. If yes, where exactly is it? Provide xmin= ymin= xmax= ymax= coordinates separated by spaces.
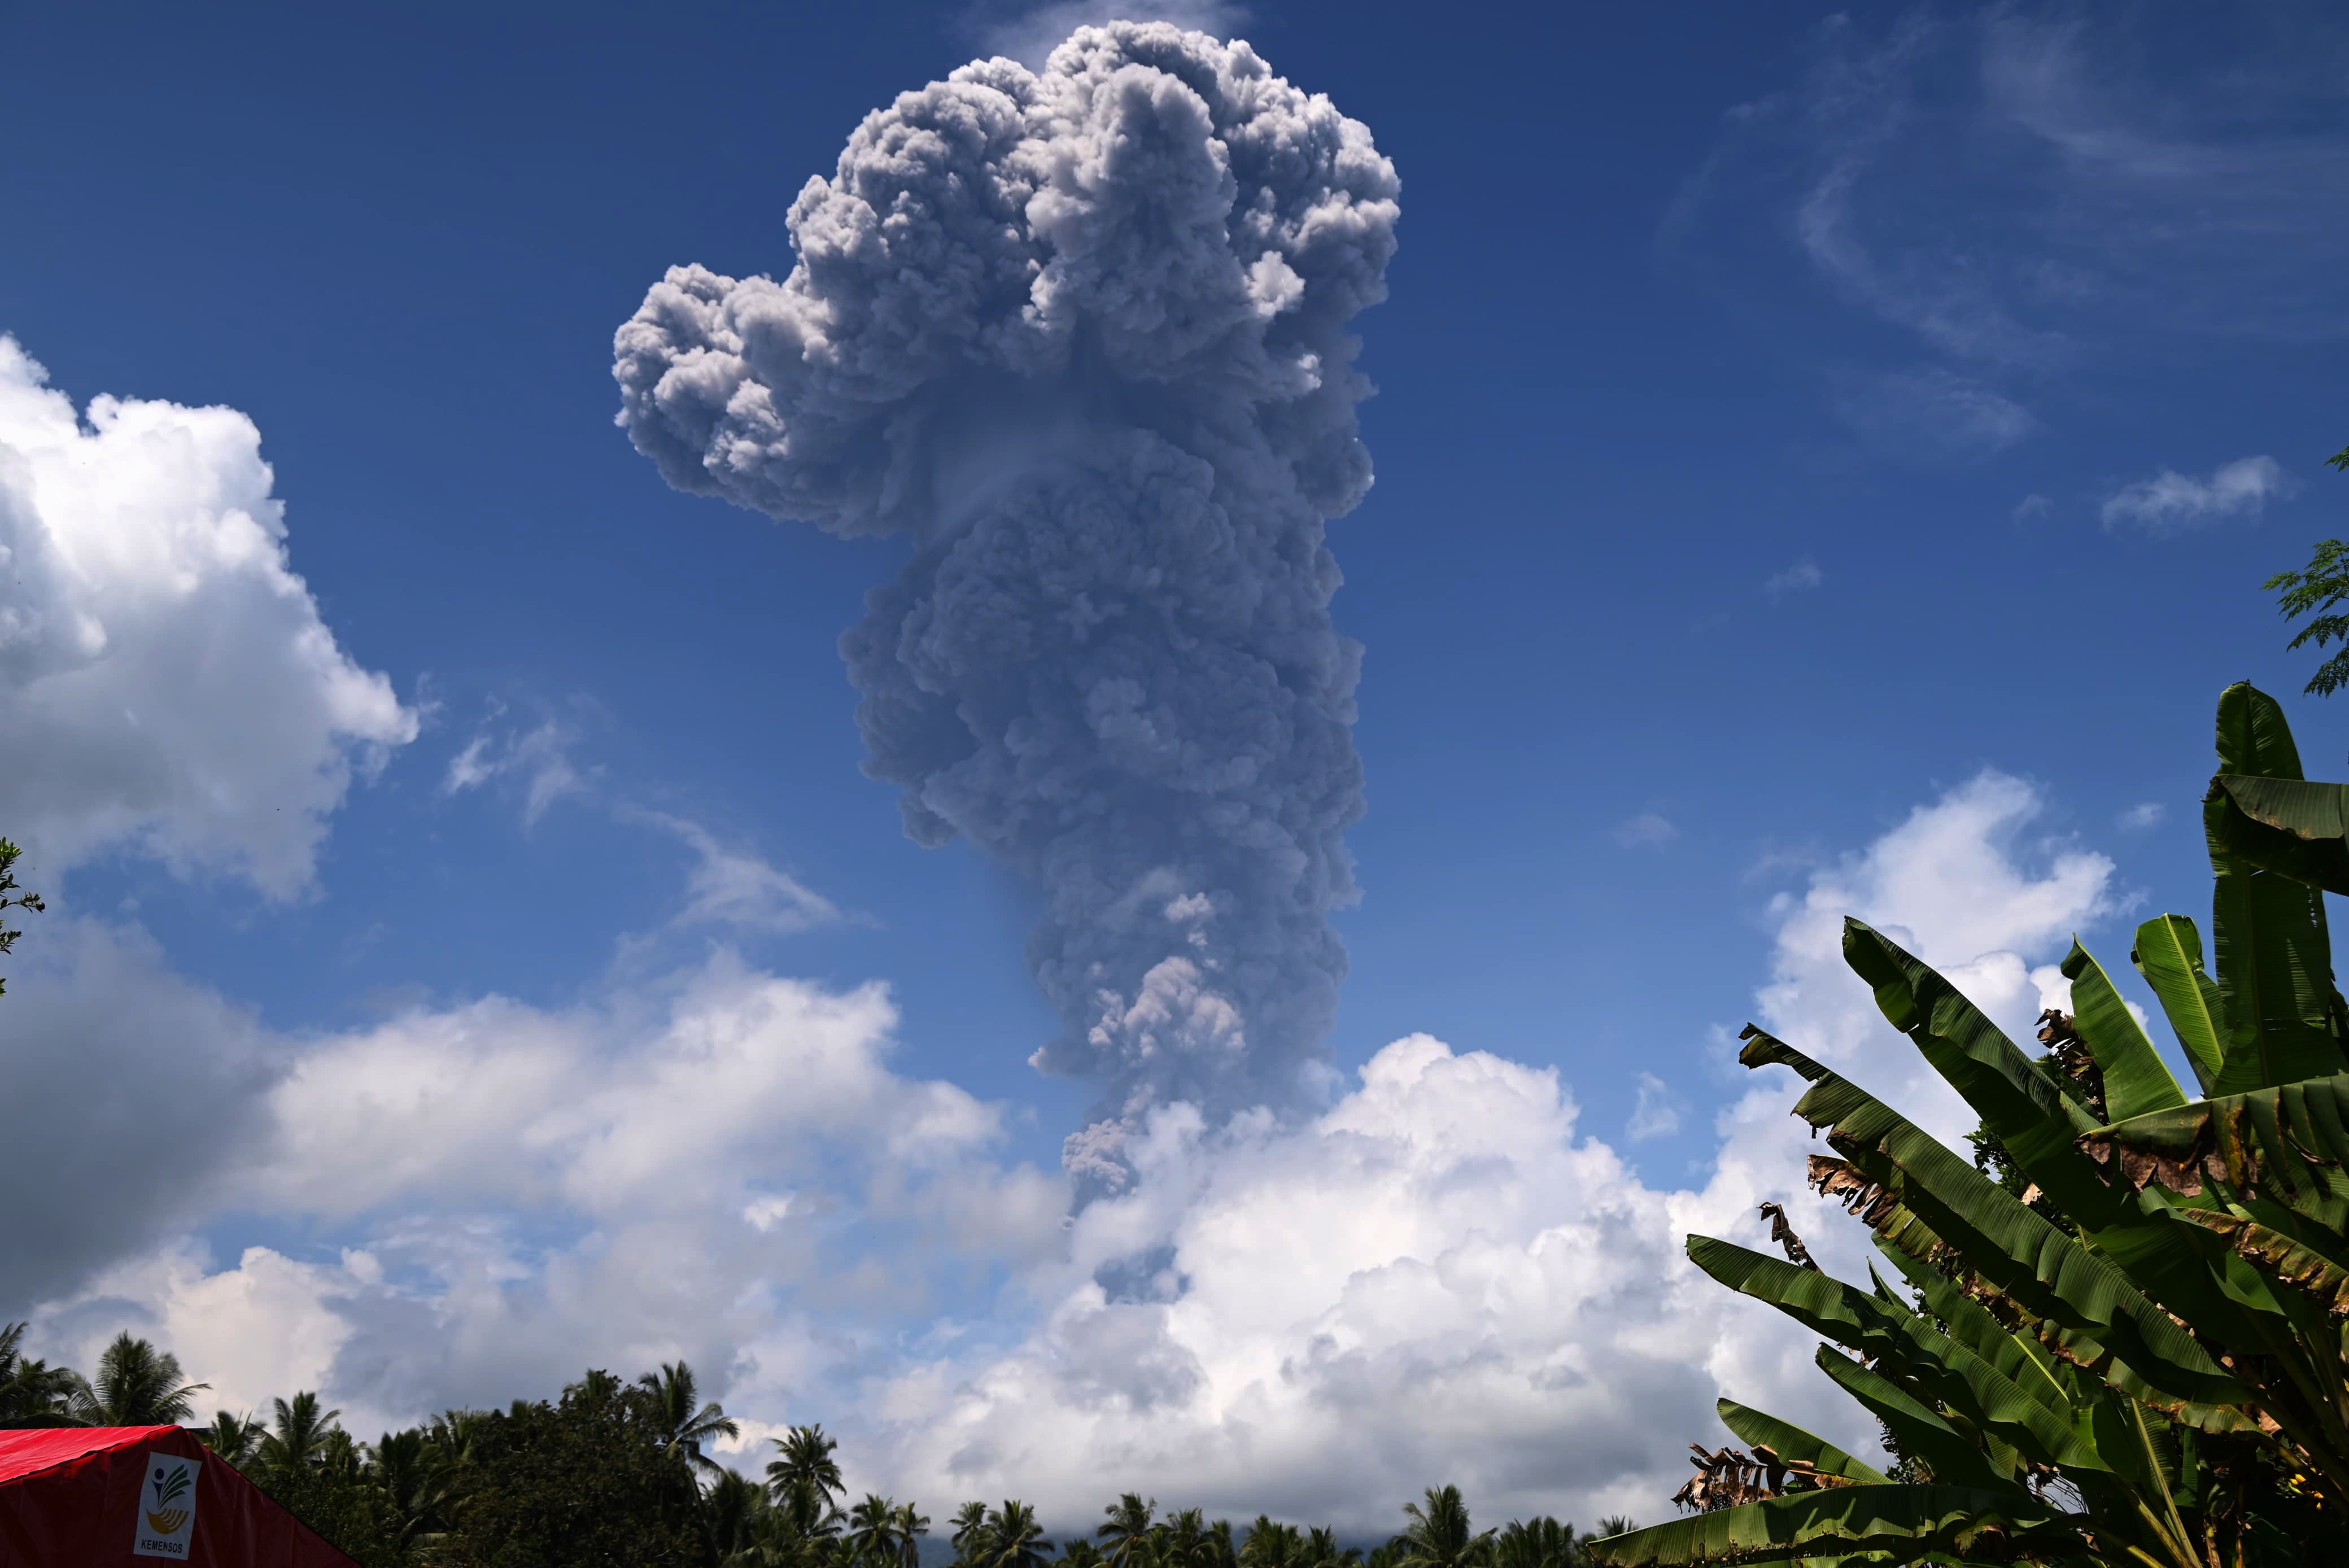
xmin=0 ymin=1426 xmax=360 ymax=1566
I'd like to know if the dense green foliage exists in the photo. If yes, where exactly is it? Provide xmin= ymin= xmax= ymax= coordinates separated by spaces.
xmin=428 ymin=1372 xmax=708 ymax=1567
xmin=1591 ymin=684 xmax=2349 ymax=1567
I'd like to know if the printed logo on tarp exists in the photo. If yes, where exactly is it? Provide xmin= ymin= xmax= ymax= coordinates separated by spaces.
xmin=131 ymin=1451 xmax=200 ymax=1558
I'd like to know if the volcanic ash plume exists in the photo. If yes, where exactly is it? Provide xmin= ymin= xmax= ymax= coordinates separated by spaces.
xmin=614 ymin=24 xmax=1399 ymax=1177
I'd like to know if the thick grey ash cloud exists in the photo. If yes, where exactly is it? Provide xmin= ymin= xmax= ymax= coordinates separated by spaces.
xmin=613 ymin=23 xmax=1399 ymax=1176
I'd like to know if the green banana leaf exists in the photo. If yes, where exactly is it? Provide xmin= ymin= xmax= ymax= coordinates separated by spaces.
xmin=1805 ymin=1146 xmax=1972 ymax=1287
xmin=1880 ymin=1241 xmax=2206 ymax=1557
xmin=1714 ymin=1399 xmax=1890 ymax=1487
xmin=2202 ymin=682 xmax=2349 ymax=1093
xmin=1811 ymin=1347 xmax=2021 ymax=1495
xmin=1581 ymin=1483 xmax=2072 ymax=1567
xmin=2080 ymin=1077 xmax=2349 ymax=1233
xmin=1869 ymin=1244 xmax=2075 ymax=1417
xmin=2207 ymin=868 xmax=2346 ymax=1094
xmin=1747 ymin=1025 xmax=2160 ymax=1339
xmin=1842 ymin=920 xmax=2129 ymax=1221
xmin=1842 ymin=918 xmax=2098 ymax=1151
xmin=1844 ymin=1130 xmax=2265 ymax=1439
xmin=2215 ymin=676 xmax=2308 ymax=782
xmin=2060 ymin=940 xmax=2186 ymax=1122
xmin=1738 ymin=1027 xmax=2257 ymax=1418
xmin=1687 ymin=1238 xmax=2102 ymax=1471
xmin=1840 ymin=922 xmax=2293 ymax=1351
xmin=2206 ymin=774 xmax=2349 ymax=896
xmin=2173 ymin=1206 xmax=2349 ymax=1317
xmin=2132 ymin=914 xmax=2227 ymax=1095
xmin=1688 ymin=1237 xmax=1912 ymax=1355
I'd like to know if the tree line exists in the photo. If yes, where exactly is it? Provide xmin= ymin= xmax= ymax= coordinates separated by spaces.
xmin=0 ymin=1323 xmax=1628 ymax=1568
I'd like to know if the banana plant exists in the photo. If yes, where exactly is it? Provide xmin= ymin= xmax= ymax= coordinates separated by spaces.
xmin=1590 ymin=685 xmax=2349 ymax=1567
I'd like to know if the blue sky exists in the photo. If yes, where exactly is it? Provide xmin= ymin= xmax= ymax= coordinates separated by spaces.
xmin=3 ymin=0 xmax=2345 ymax=1533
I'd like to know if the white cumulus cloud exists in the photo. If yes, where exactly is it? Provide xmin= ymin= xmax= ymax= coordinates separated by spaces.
xmin=864 ymin=1039 xmax=1726 ymax=1531
xmin=247 ymin=953 xmax=1005 ymax=1222
xmin=0 ymin=337 xmax=416 ymax=895
xmin=839 ymin=771 xmax=2114 ymax=1532
xmin=13 ymin=933 xmax=1066 ymax=1439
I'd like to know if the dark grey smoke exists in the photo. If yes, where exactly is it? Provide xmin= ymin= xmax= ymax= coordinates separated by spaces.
xmin=613 ymin=23 xmax=1399 ymax=1179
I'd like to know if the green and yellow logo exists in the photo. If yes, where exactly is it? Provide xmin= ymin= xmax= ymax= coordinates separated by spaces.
xmin=145 ymin=1462 xmax=192 ymax=1536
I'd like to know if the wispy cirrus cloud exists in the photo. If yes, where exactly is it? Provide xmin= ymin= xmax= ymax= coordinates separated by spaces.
xmin=439 ymin=705 xmax=846 ymax=938
xmin=1613 ymin=811 xmax=1679 ymax=849
xmin=441 ymin=705 xmax=591 ymax=827
xmin=2100 ymin=456 xmax=2296 ymax=534
xmin=1831 ymin=365 xmax=2041 ymax=457
xmin=1670 ymin=6 xmax=2349 ymax=453
xmin=1762 ymin=560 xmax=1823 ymax=601
xmin=1626 ymin=1072 xmax=1684 ymax=1142
xmin=633 ymin=810 xmax=845 ymax=936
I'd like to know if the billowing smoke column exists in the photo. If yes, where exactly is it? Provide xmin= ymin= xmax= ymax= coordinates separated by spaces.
xmin=613 ymin=24 xmax=1399 ymax=1181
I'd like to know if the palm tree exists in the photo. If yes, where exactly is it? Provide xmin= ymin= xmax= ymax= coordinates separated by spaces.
xmin=848 ymin=1493 xmax=905 ymax=1565
xmin=198 ymin=1410 xmax=267 ymax=1466
xmin=983 ymin=1501 xmax=1054 ymax=1568
xmin=0 ymin=1322 xmax=79 ymax=1426
xmin=1099 ymin=1494 xmax=1157 ymax=1568
xmin=423 ymin=1407 xmax=486 ymax=1458
xmin=637 ymin=1360 xmax=740 ymax=1478
xmin=707 ymin=1469 xmax=774 ymax=1562
xmin=894 ymin=1500 xmax=931 ymax=1568
xmin=1061 ymin=1543 xmax=1106 ymax=1568
xmin=565 ymin=1368 xmax=624 ymax=1403
xmin=316 ymin=1427 xmax=364 ymax=1483
xmin=1394 ymin=1488 xmax=1490 ymax=1568
xmin=1240 ymin=1519 xmax=1300 ymax=1568
xmin=372 ymin=1426 xmax=464 ymax=1549
xmin=1491 ymin=1518 xmax=1578 ymax=1568
xmin=952 ymin=1500 xmax=993 ymax=1565
xmin=1161 ymin=1508 xmax=1208 ymax=1568
xmin=1206 ymin=1519 xmax=1235 ymax=1568
xmin=1302 ymin=1528 xmax=1361 ymax=1568
xmin=766 ymin=1423 xmax=844 ymax=1504
xmin=774 ymin=1477 xmax=846 ymax=1549
xmin=67 ymin=1333 xmax=209 ymax=1425
xmin=256 ymin=1391 xmax=343 ymax=1476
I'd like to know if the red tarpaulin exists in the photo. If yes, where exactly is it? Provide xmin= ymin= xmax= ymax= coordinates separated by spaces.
xmin=0 ymin=1426 xmax=360 ymax=1566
